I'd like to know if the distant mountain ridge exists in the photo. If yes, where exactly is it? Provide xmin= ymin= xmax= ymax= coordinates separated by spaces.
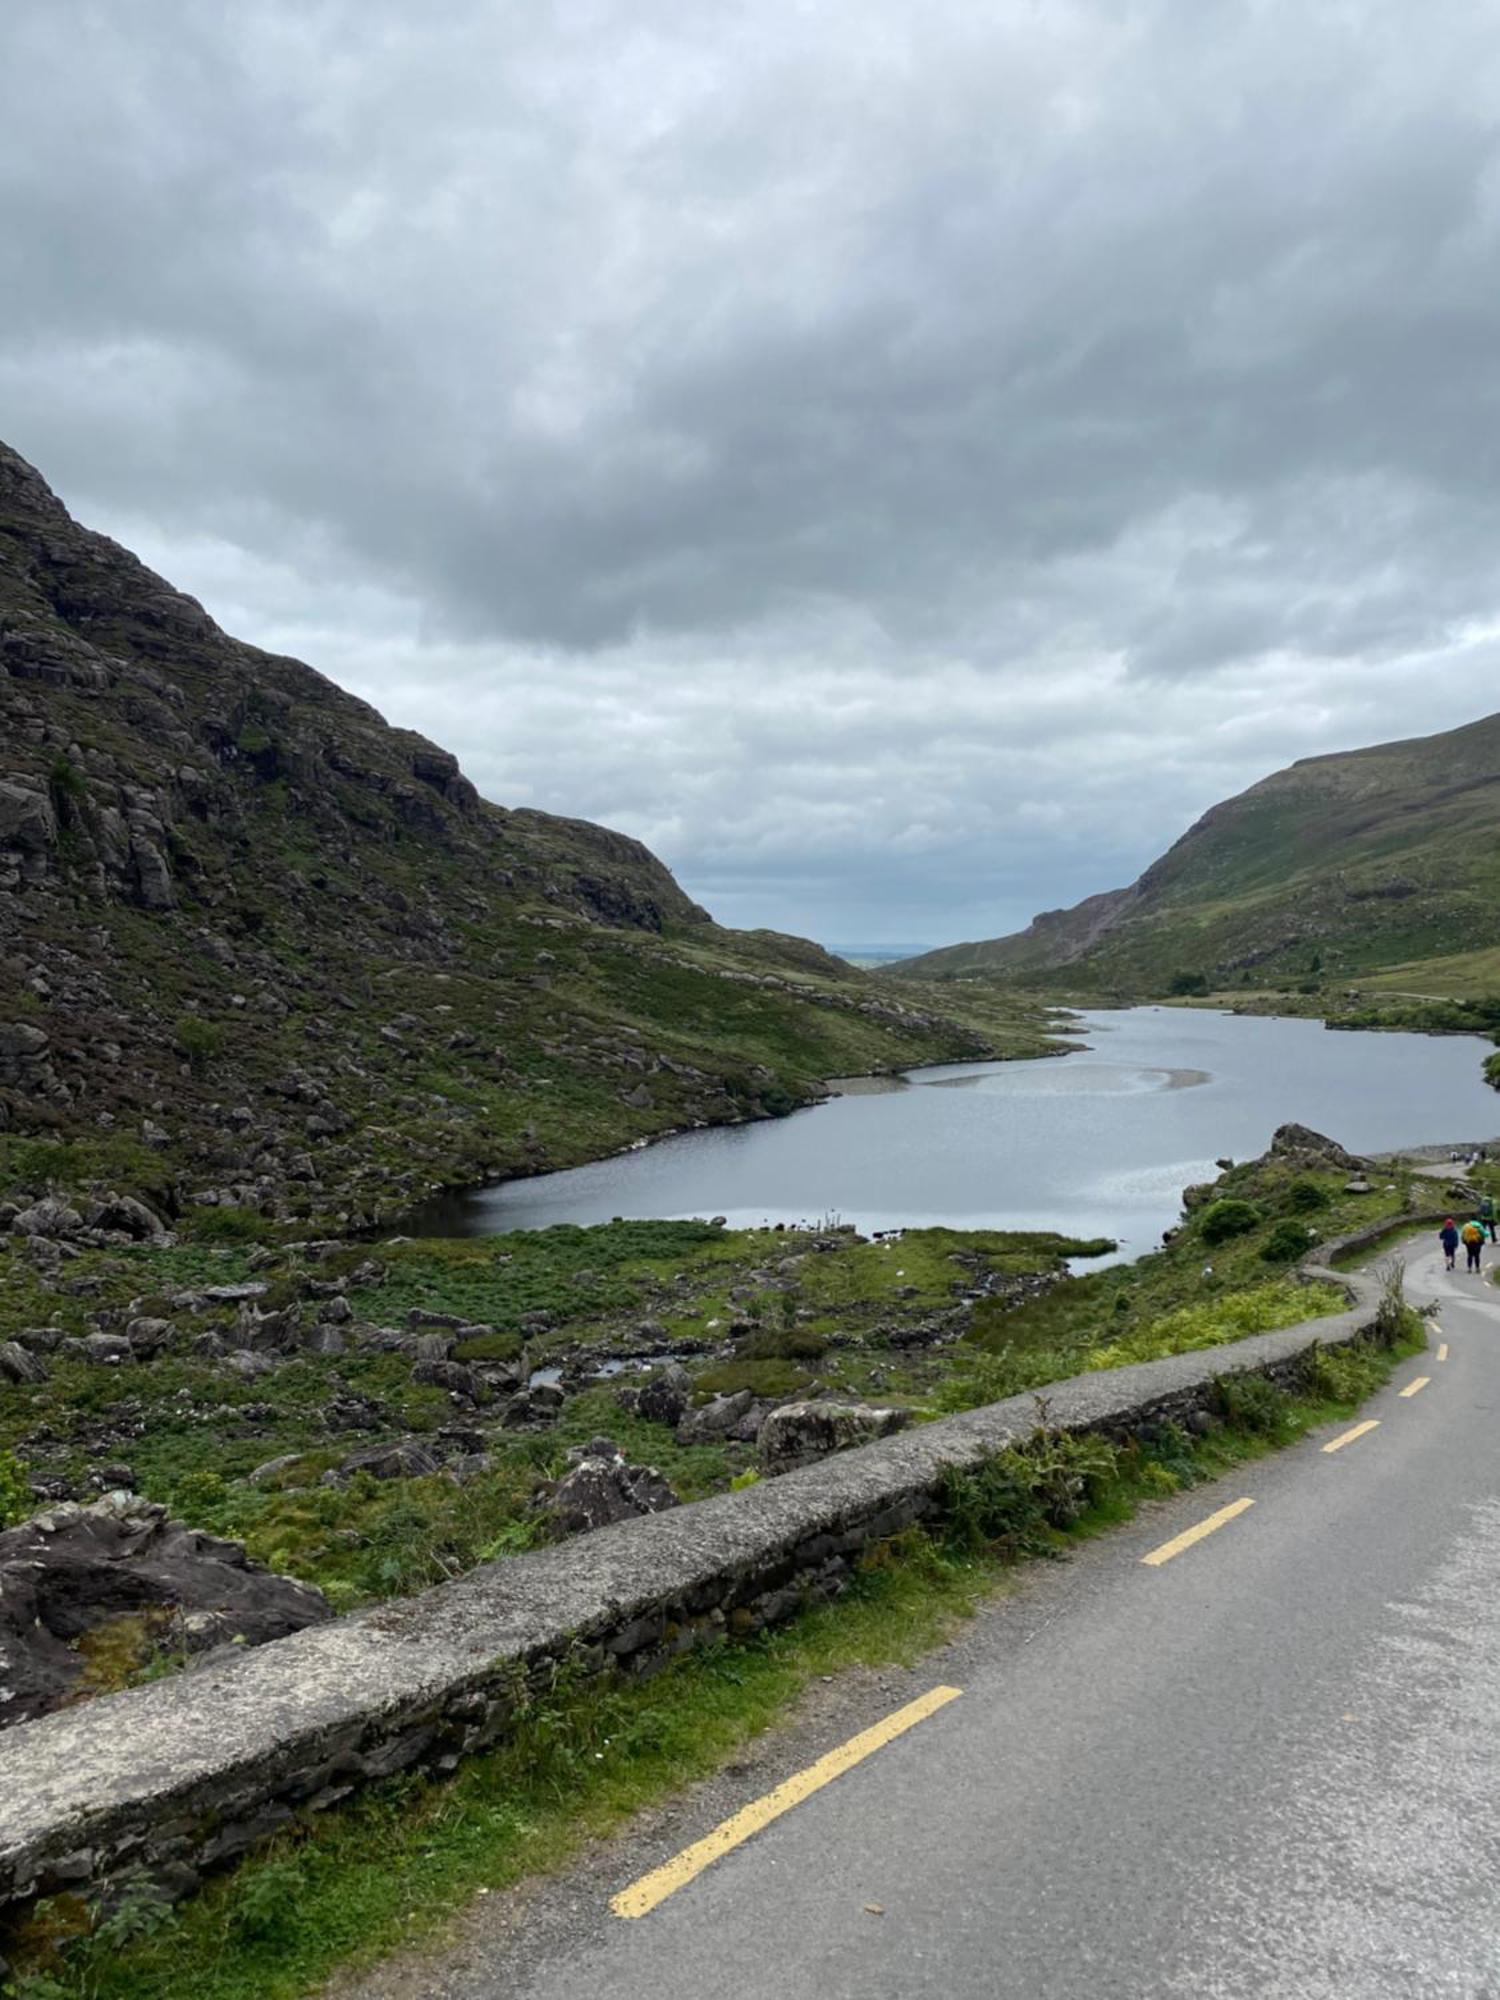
xmin=0 ymin=440 xmax=1044 ymax=1226
xmin=895 ymin=713 xmax=1500 ymax=991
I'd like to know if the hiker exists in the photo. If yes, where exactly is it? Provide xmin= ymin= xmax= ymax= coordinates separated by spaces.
xmin=1461 ymin=1217 xmax=1485 ymax=1273
xmin=1440 ymin=1218 xmax=1460 ymax=1269
xmin=1481 ymin=1192 xmax=1497 ymax=1243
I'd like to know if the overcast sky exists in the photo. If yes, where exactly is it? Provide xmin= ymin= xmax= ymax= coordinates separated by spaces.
xmin=4 ymin=1 xmax=1500 ymax=947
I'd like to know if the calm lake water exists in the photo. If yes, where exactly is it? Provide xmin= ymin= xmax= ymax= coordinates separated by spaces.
xmin=409 ymin=1009 xmax=1500 ymax=1256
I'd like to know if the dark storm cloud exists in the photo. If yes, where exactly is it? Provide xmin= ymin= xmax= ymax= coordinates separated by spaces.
xmin=3 ymin=0 xmax=1500 ymax=940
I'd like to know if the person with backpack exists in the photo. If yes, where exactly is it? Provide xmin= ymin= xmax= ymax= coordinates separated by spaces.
xmin=1480 ymin=1192 xmax=1497 ymax=1243
xmin=1440 ymin=1218 xmax=1460 ymax=1269
xmin=1461 ymin=1217 xmax=1485 ymax=1272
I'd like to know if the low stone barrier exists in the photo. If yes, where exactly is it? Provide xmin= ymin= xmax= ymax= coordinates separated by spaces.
xmin=0 ymin=1228 xmax=1416 ymax=1920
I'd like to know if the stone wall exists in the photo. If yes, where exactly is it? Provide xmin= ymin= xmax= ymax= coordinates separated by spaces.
xmin=0 ymin=1230 xmax=1417 ymax=1922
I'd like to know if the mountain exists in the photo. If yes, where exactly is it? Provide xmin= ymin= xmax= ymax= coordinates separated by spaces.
xmin=0 ymin=442 xmax=1049 ymax=1229
xmin=894 ymin=714 xmax=1500 ymax=992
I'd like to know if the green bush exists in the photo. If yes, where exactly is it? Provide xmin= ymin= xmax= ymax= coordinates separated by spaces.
xmin=0 ymin=1450 xmax=34 ymax=1528
xmin=1200 ymin=1199 xmax=1261 ymax=1245
xmin=1210 ymin=1372 xmax=1290 ymax=1435
xmin=1169 ymin=970 xmax=1209 ymax=996
xmin=941 ymin=1432 xmax=1120 ymax=1552
xmin=174 ymin=1014 xmax=224 ymax=1073
xmin=1285 ymin=1178 xmax=1331 ymax=1213
xmin=1260 ymin=1219 xmax=1312 ymax=1263
xmin=453 ymin=1330 xmax=524 ymax=1364
xmin=738 ymin=1324 xmax=829 ymax=1362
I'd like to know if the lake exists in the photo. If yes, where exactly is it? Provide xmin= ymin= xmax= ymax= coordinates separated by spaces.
xmin=407 ymin=1009 xmax=1500 ymax=1256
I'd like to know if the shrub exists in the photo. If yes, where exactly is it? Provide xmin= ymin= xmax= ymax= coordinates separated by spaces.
xmin=453 ymin=1330 xmax=523 ymax=1364
xmin=1168 ymin=970 xmax=1209 ymax=996
xmin=941 ymin=1432 xmax=1120 ymax=1553
xmin=1260 ymin=1219 xmax=1312 ymax=1263
xmin=1210 ymin=1372 xmax=1290 ymax=1435
xmin=174 ymin=1013 xmax=223 ymax=1074
xmin=1199 ymin=1199 xmax=1261 ymax=1245
xmin=1285 ymin=1178 xmax=1331 ymax=1213
xmin=0 ymin=1450 xmax=34 ymax=1528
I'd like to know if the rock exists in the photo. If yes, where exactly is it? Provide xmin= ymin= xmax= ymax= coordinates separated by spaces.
xmin=1268 ymin=1124 xmax=1364 ymax=1172
xmin=88 ymin=1463 xmax=135 ymax=1492
xmin=301 ymin=1323 xmax=347 ymax=1357
xmin=1343 ymin=1179 xmax=1373 ymax=1195
xmin=0 ymin=1492 xmax=330 ymax=1728
xmin=757 ymin=1401 xmax=911 ymax=1475
xmin=412 ymin=1359 xmax=485 ymax=1402
xmin=1181 ymin=1182 xmax=1217 ymax=1210
xmin=442 ymin=1452 xmax=496 ymax=1486
xmin=535 ymin=1439 xmax=680 ymax=1538
xmin=0 ymin=779 xmax=56 ymax=857
xmin=0 ymin=1021 xmax=49 ymax=1064
xmin=335 ymin=1439 xmax=442 ymax=1481
xmin=89 ymin=1194 xmax=168 ymax=1241
xmin=12 ymin=1196 xmax=84 ymax=1240
xmin=501 ymin=1382 xmax=565 ymax=1428
xmin=223 ymin=1349 xmax=277 ymax=1379
xmin=247 ymin=1454 xmax=307 ymax=1488
xmin=125 ymin=1317 xmax=174 ymax=1356
xmin=63 ymin=1332 xmax=133 ymax=1367
xmin=0 ymin=1340 xmax=46 ymax=1384
xmin=413 ymin=1332 xmax=453 ymax=1362
xmin=634 ymin=1362 xmax=691 ymax=1428
xmin=678 ymin=1389 xmax=755 ymax=1444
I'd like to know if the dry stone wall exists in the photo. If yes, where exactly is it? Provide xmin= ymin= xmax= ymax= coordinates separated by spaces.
xmin=0 ymin=1231 xmax=1415 ymax=1922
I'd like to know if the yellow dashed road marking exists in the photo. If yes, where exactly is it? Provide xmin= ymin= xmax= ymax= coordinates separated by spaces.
xmin=610 ymin=1684 xmax=962 ymax=1919
xmin=1437 ymin=1343 xmax=1449 ymax=1362
xmin=1140 ymin=1497 xmax=1255 ymax=1568
xmin=1323 ymin=1419 xmax=1380 ymax=1455
xmin=1400 ymin=1376 xmax=1431 ymax=1399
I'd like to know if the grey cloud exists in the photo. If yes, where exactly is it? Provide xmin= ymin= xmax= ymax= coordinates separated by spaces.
xmin=3 ymin=0 xmax=1500 ymax=939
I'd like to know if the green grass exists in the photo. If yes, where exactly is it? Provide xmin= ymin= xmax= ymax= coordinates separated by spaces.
xmin=1 ymin=1318 xmax=1419 ymax=2000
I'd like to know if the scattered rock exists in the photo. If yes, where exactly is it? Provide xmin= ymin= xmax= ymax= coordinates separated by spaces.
xmin=757 ymin=1401 xmax=911 ymax=1475
xmin=334 ymin=1439 xmax=442 ymax=1482
xmin=0 ymin=1492 xmax=330 ymax=1728
xmin=678 ymin=1389 xmax=755 ymax=1444
xmin=535 ymin=1438 xmax=680 ymax=1538
xmin=0 ymin=1341 xmax=46 ymax=1384
xmin=634 ymin=1362 xmax=692 ymax=1428
xmin=12 ymin=1196 xmax=84 ymax=1240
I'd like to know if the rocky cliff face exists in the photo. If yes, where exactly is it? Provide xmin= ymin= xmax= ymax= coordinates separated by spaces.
xmin=0 ymin=442 xmax=994 ymax=1227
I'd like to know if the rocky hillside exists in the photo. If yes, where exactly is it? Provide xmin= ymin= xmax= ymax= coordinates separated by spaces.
xmin=894 ymin=713 xmax=1500 ymax=993
xmin=0 ymin=441 xmax=1049 ymax=1230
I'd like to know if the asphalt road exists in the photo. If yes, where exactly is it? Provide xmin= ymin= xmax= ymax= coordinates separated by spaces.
xmin=352 ymin=1237 xmax=1500 ymax=2000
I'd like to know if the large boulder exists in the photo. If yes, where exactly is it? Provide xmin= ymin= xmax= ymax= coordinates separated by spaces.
xmin=334 ymin=1438 xmax=442 ymax=1482
xmin=535 ymin=1437 xmax=680 ymax=1539
xmin=678 ymin=1388 xmax=756 ymax=1444
xmin=0 ymin=1493 xmax=330 ymax=1728
xmin=0 ymin=1341 xmax=46 ymax=1384
xmin=1268 ymin=1124 xmax=1364 ymax=1172
xmin=12 ymin=1196 xmax=84 ymax=1240
xmin=757 ymin=1401 xmax=911 ymax=1476
xmin=634 ymin=1362 xmax=692 ymax=1428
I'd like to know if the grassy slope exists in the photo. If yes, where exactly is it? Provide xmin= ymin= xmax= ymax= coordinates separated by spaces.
xmin=892 ymin=711 xmax=1500 ymax=996
xmin=0 ymin=1145 xmax=1391 ymax=1621
xmin=3 ymin=1294 xmax=1423 ymax=2000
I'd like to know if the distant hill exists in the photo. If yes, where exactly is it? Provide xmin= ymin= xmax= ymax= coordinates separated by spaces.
xmin=0 ymin=442 xmax=1049 ymax=1228
xmin=893 ymin=715 xmax=1500 ymax=993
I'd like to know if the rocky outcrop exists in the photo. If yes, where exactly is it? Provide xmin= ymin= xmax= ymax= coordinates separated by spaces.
xmin=1267 ymin=1124 xmax=1366 ymax=1173
xmin=0 ymin=1493 xmax=331 ymax=1729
